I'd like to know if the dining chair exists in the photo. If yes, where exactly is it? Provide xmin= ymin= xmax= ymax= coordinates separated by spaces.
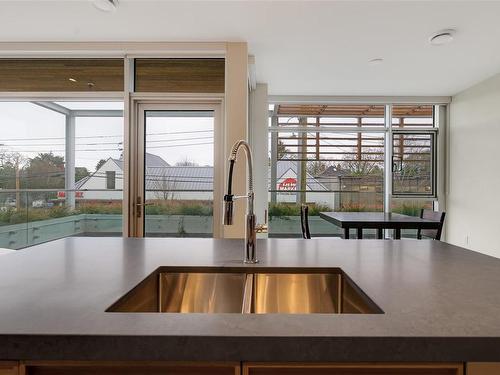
xmin=300 ymin=205 xmax=341 ymax=240
xmin=417 ymin=209 xmax=446 ymax=240
xmin=300 ymin=204 xmax=312 ymax=239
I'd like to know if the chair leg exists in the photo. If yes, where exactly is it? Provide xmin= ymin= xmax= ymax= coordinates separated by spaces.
xmin=377 ymin=228 xmax=383 ymax=239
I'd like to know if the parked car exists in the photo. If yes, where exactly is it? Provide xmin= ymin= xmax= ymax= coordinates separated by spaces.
xmin=32 ymin=200 xmax=47 ymax=208
xmin=4 ymin=198 xmax=16 ymax=208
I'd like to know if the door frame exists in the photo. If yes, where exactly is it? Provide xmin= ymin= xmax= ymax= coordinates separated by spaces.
xmin=127 ymin=94 xmax=224 ymax=238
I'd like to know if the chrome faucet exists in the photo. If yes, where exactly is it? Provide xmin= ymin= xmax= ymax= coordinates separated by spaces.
xmin=223 ymin=140 xmax=258 ymax=264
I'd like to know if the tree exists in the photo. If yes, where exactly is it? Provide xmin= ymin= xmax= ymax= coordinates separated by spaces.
xmin=175 ymin=158 xmax=198 ymax=167
xmin=0 ymin=151 xmax=25 ymax=190
xmin=75 ymin=167 xmax=90 ymax=183
xmin=95 ymin=159 xmax=107 ymax=171
xmin=23 ymin=152 xmax=65 ymax=190
xmin=151 ymin=172 xmax=177 ymax=201
xmin=306 ymin=160 xmax=333 ymax=177
xmin=341 ymin=147 xmax=383 ymax=176
xmin=277 ymin=140 xmax=289 ymax=159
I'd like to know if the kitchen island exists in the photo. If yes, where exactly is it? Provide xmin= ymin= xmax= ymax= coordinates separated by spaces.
xmin=1 ymin=237 xmax=500 ymax=374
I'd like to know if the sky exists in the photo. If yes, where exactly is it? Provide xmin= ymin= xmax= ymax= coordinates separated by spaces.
xmin=0 ymin=102 xmax=214 ymax=173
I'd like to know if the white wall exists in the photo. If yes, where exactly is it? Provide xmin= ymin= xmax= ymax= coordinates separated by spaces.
xmin=447 ymin=72 xmax=500 ymax=257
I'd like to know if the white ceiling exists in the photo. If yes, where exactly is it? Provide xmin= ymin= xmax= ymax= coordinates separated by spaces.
xmin=1 ymin=0 xmax=500 ymax=96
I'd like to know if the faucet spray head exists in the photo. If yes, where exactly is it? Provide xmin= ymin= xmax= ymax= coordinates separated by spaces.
xmin=223 ymin=194 xmax=234 ymax=225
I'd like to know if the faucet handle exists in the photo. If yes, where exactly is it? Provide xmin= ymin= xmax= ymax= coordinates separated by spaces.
xmin=255 ymin=223 xmax=268 ymax=234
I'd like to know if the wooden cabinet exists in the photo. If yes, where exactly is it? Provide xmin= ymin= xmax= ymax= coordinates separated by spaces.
xmin=20 ymin=362 xmax=239 ymax=375
xmin=2 ymin=361 xmax=472 ymax=375
xmin=243 ymin=363 xmax=463 ymax=375
xmin=0 ymin=362 xmax=19 ymax=375
xmin=467 ymin=363 xmax=500 ymax=375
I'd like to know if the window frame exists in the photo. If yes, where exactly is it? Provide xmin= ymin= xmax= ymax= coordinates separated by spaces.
xmin=391 ymin=129 xmax=438 ymax=199
xmin=268 ymin=103 xmax=444 ymax=216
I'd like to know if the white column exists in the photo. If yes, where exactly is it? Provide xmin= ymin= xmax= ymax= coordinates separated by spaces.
xmin=223 ymin=42 xmax=249 ymax=239
xmin=65 ymin=115 xmax=76 ymax=210
xmin=249 ymin=83 xmax=268 ymax=226
xmin=384 ymin=104 xmax=393 ymax=214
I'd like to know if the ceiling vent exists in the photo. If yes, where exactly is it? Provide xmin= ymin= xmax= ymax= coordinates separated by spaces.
xmin=92 ymin=0 xmax=119 ymax=12
xmin=429 ymin=29 xmax=456 ymax=46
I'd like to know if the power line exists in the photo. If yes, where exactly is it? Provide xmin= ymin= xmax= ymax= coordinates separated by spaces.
xmin=0 ymin=141 xmax=214 ymax=152
xmin=1 ymin=136 xmax=214 ymax=148
xmin=0 ymin=129 xmax=213 ymax=142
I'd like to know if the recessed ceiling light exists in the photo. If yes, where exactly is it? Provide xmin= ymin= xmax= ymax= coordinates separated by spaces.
xmin=429 ymin=29 xmax=455 ymax=46
xmin=68 ymin=78 xmax=77 ymax=83
xmin=92 ymin=0 xmax=118 ymax=12
xmin=368 ymin=58 xmax=384 ymax=66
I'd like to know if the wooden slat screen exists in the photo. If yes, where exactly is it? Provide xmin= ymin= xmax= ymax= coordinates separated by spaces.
xmin=134 ymin=58 xmax=225 ymax=93
xmin=0 ymin=59 xmax=124 ymax=92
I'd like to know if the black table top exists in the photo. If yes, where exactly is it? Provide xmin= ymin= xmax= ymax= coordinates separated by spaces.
xmin=319 ymin=211 xmax=440 ymax=229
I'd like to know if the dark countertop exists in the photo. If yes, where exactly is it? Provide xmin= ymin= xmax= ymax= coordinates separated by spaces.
xmin=1 ymin=237 xmax=500 ymax=362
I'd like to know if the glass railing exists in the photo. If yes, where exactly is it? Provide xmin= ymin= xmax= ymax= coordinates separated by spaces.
xmin=0 ymin=188 xmax=215 ymax=249
xmin=0 ymin=189 xmax=123 ymax=250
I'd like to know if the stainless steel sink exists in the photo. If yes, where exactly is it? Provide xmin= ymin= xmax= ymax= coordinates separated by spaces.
xmin=107 ymin=269 xmax=381 ymax=314
xmin=249 ymin=273 xmax=341 ymax=314
xmin=159 ymin=272 xmax=247 ymax=313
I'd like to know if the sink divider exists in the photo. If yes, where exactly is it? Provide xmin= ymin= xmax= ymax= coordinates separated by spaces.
xmin=242 ymin=274 xmax=253 ymax=314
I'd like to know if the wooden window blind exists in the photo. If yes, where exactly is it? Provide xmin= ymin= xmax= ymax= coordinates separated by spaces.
xmin=134 ymin=58 xmax=225 ymax=93
xmin=0 ymin=59 xmax=124 ymax=92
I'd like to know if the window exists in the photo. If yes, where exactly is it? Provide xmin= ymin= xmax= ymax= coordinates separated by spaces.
xmin=268 ymin=104 xmax=442 ymax=239
xmin=143 ymin=110 xmax=215 ymax=238
xmin=392 ymin=132 xmax=435 ymax=196
xmin=391 ymin=105 xmax=436 ymax=197
xmin=0 ymin=101 xmax=124 ymax=249
xmin=269 ymin=105 xmax=385 ymax=238
xmin=106 ymin=171 xmax=116 ymax=190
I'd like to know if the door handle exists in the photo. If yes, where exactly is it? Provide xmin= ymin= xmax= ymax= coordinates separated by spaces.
xmin=135 ymin=197 xmax=153 ymax=218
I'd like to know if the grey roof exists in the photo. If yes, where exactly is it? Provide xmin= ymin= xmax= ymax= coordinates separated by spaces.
xmin=112 ymin=153 xmax=170 ymax=170
xmin=145 ymin=153 xmax=170 ymax=167
xmin=75 ymin=175 xmax=90 ymax=189
xmin=76 ymin=153 xmax=327 ymax=193
xmin=146 ymin=166 xmax=213 ymax=191
xmin=318 ymin=165 xmax=350 ymax=177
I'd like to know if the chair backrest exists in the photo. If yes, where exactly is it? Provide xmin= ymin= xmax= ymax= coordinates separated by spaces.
xmin=417 ymin=209 xmax=446 ymax=240
xmin=300 ymin=204 xmax=311 ymax=239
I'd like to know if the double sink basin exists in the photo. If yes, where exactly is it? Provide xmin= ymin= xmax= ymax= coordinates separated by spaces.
xmin=107 ymin=268 xmax=381 ymax=314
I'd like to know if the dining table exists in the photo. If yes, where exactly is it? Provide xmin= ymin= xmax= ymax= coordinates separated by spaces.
xmin=319 ymin=211 xmax=442 ymax=239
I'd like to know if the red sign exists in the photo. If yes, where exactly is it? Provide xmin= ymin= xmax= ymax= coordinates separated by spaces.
xmin=278 ymin=178 xmax=296 ymax=191
xmin=57 ymin=191 xmax=84 ymax=199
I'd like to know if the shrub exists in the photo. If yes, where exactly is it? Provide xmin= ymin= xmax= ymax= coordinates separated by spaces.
xmin=393 ymin=201 xmax=431 ymax=217
xmin=77 ymin=201 xmax=122 ymax=215
xmin=144 ymin=200 xmax=213 ymax=216
xmin=268 ymin=203 xmax=331 ymax=217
